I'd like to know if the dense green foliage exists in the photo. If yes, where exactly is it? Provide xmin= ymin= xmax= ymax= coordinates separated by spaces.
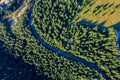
xmin=0 ymin=0 xmax=120 ymax=79
xmin=0 ymin=19 xmax=104 ymax=80
xmin=32 ymin=0 xmax=120 ymax=79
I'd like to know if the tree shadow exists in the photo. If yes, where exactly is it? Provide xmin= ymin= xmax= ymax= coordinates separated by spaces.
xmin=110 ymin=10 xmax=115 ymax=15
xmin=110 ymin=22 xmax=120 ymax=31
xmin=93 ymin=3 xmax=114 ymax=15
xmin=0 ymin=18 xmax=16 ymax=38
xmin=76 ymin=19 xmax=97 ymax=28
xmin=7 ymin=0 xmax=25 ymax=12
xmin=84 ymin=8 xmax=91 ymax=14
xmin=115 ymin=4 xmax=120 ymax=8
xmin=89 ymin=1 xmax=95 ymax=7
xmin=102 ymin=12 xmax=107 ymax=16
xmin=0 ymin=40 xmax=53 ymax=80
xmin=76 ymin=18 xmax=120 ymax=31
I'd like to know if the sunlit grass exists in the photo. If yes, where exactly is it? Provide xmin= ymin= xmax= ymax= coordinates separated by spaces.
xmin=73 ymin=0 xmax=120 ymax=28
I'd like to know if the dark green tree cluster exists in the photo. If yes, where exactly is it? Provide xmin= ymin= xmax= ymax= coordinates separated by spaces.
xmin=32 ymin=0 xmax=120 ymax=79
xmin=0 ymin=5 xmax=104 ymax=79
xmin=0 ymin=0 xmax=120 ymax=79
xmin=32 ymin=0 xmax=81 ymax=40
xmin=60 ymin=24 xmax=120 ymax=79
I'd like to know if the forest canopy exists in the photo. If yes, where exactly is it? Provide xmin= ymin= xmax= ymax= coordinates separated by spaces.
xmin=0 ymin=0 xmax=120 ymax=80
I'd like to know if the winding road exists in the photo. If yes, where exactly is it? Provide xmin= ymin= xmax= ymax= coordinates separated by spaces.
xmin=28 ymin=0 xmax=111 ymax=80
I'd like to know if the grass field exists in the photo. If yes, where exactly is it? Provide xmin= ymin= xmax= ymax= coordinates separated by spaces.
xmin=73 ymin=0 xmax=120 ymax=30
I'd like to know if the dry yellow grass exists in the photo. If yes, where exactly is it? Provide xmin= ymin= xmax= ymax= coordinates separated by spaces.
xmin=73 ymin=0 xmax=120 ymax=27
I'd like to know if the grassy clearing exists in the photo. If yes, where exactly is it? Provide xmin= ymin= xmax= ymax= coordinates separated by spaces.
xmin=73 ymin=0 xmax=120 ymax=28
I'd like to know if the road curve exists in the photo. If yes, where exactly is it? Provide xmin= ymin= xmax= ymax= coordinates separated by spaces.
xmin=28 ymin=0 xmax=111 ymax=80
